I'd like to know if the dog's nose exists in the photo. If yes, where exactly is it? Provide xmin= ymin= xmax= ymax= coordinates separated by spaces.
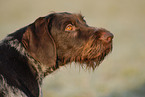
xmin=99 ymin=31 xmax=114 ymax=43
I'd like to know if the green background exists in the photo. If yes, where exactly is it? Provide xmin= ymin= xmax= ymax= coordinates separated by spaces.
xmin=0 ymin=0 xmax=145 ymax=97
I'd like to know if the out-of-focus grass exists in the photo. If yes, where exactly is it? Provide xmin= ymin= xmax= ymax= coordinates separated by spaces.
xmin=0 ymin=0 xmax=145 ymax=97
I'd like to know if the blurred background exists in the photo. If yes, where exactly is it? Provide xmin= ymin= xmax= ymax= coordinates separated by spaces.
xmin=0 ymin=0 xmax=145 ymax=97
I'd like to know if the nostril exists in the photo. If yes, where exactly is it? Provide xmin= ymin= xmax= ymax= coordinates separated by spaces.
xmin=99 ymin=31 xmax=114 ymax=43
xmin=106 ymin=36 xmax=113 ymax=42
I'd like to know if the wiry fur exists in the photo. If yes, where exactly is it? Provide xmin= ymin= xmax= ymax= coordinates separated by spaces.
xmin=0 ymin=12 xmax=113 ymax=97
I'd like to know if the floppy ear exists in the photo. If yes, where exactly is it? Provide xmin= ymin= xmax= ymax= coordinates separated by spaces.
xmin=22 ymin=17 xmax=56 ymax=67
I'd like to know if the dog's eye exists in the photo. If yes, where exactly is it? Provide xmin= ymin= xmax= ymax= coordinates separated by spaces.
xmin=65 ymin=24 xmax=74 ymax=31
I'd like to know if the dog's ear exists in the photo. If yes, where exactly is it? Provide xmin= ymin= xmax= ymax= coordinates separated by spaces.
xmin=22 ymin=17 xmax=56 ymax=67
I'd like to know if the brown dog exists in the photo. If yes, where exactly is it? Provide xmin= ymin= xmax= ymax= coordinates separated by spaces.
xmin=0 ymin=12 xmax=113 ymax=97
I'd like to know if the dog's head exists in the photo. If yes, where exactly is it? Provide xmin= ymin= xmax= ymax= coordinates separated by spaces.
xmin=22 ymin=12 xmax=113 ymax=72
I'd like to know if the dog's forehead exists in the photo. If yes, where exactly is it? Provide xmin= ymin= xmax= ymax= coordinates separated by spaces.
xmin=54 ymin=13 xmax=84 ymax=22
xmin=58 ymin=12 xmax=82 ymax=17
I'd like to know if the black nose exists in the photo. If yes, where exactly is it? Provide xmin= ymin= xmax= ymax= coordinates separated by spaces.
xmin=98 ymin=30 xmax=114 ymax=43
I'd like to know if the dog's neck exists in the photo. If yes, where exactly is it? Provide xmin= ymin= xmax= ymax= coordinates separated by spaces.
xmin=0 ymin=36 xmax=41 ymax=97
xmin=5 ymin=34 xmax=59 ymax=82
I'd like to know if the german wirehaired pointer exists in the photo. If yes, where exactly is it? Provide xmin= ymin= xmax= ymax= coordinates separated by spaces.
xmin=0 ymin=12 xmax=113 ymax=97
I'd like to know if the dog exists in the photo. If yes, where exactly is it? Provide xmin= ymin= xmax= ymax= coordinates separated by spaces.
xmin=0 ymin=12 xmax=113 ymax=97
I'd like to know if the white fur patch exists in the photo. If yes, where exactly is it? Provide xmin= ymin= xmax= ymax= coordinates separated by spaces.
xmin=0 ymin=36 xmax=43 ymax=97
xmin=0 ymin=75 xmax=27 ymax=97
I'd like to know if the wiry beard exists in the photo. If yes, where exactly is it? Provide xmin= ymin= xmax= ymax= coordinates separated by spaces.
xmin=58 ymin=35 xmax=113 ymax=70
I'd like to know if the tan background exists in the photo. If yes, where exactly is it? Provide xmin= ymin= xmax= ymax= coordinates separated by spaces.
xmin=0 ymin=0 xmax=145 ymax=97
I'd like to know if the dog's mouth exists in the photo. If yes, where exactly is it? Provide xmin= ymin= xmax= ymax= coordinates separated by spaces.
xmin=77 ymin=40 xmax=113 ymax=70
xmin=86 ymin=44 xmax=112 ymax=69
xmin=58 ymin=38 xmax=113 ymax=70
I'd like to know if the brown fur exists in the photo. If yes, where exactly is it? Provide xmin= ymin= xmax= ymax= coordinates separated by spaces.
xmin=22 ymin=12 xmax=113 ymax=71
xmin=0 ymin=12 xmax=113 ymax=97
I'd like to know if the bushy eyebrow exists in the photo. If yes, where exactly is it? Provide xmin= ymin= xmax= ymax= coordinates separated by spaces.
xmin=55 ymin=18 xmax=73 ymax=31
xmin=54 ymin=13 xmax=88 ymax=30
xmin=76 ymin=14 xmax=85 ymax=20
